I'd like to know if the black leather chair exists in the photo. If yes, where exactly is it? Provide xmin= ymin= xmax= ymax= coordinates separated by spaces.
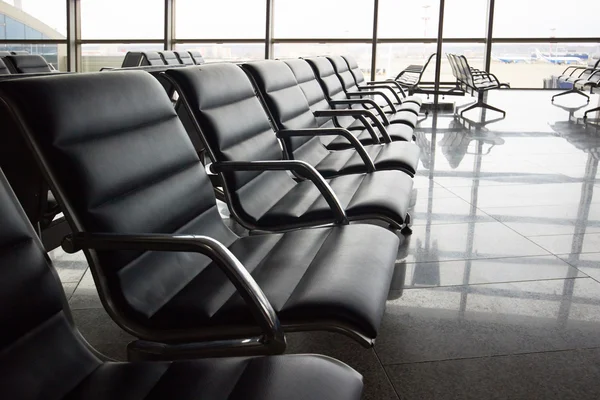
xmin=166 ymin=63 xmax=415 ymax=232
xmin=188 ymin=50 xmax=205 ymax=65
xmin=3 ymin=55 xmax=52 ymax=73
xmin=242 ymin=60 xmax=420 ymax=177
xmin=283 ymin=58 xmax=415 ymax=149
xmin=174 ymin=50 xmax=195 ymax=65
xmin=342 ymin=54 xmax=424 ymax=106
xmin=553 ymin=54 xmax=600 ymax=103
xmin=0 ymin=71 xmax=399 ymax=359
xmin=141 ymin=51 xmax=166 ymax=66
xmin=305 ymin=56 xmax=418 ymax=128
xmin=0 ymin=57 xmax=10 ymax=75
xmin=0 ymin=169 xmax=364 ymax=400
xmin=159 ymin=50 xmax=182 ymax=65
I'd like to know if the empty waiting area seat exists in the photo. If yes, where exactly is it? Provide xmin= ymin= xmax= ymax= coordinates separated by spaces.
xmin=0 ymin=169 xmax=364 ymax=400
xmin=241 ymin=60 xmax=420 ymax=177
xmin=141 ymin=51 xmax=165 ymax=66
xmin=166 ymin=63 xmax=415 ymax=231
xmin=0 ymin=58 xmax=10 ymax=75
xmin=3 ymin=55 xmax=52 ymax=73
xmin=174 ymin=50 xmax=195 ymax=65
xmin=0 ymin=71 xmax=399 ymax=359
xmin=188 ymin=50 xmax=205 ymax=65
xmin=159 ymin=50 xmax=182 ymax=65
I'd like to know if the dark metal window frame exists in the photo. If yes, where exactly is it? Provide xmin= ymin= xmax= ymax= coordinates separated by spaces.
xmin=0 ymin=1 xmax=598 ymax=85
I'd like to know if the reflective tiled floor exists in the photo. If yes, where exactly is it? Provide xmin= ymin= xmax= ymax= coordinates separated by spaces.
xmin=52 ymin=90 xmax=600 ymax=399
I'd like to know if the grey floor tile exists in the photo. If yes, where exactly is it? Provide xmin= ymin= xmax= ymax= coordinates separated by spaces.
xmin=386 ymin=348 xmax=600 ymax=400
xmin=529 ymin=232 xmax=600 ymax=255
xmin=409 ymin=196 xmax=494 ymax=226
xmin=396 ymin=221 xmax=550 ymax=264
xmin=285 ymin=332 xmax=399 ymax=400
xmin=71 ymin=308 xmax=135 ymax=346
xmin=62 ymin=282 xmax=77 ymax=299
xmin=376 ymin=278 xmax=600 ymax=365
xmin=393 ymin=255 xmax=583 ymax=290
xmin=49 ymin=248 xmax=88 ymax=283
xmin=484 ymin=203 xmax=600 ymax=237
xmin=558 ymin=253 xmax=600 ymax=282
xmin=69 ymin=268 xmax=102 ymax=309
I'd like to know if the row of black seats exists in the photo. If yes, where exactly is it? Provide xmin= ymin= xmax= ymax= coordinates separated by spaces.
xmin=0 ymin=54 xmax=54 ymax=75
xmin=121 ymin=50 xmax=205 ymax=67
xmin=0 ymin=54 xmax=423 ymax=398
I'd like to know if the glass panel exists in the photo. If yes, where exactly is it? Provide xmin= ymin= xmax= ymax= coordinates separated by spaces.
xmin=0 ymin=42 xmax=67 ymax=70
xmin=0 ymin=0 xmax=66 ymax=38
xmin=443 ymin=0 xmax=487 ymax=38
xmin=494 ymin=0 xmax=600 ymax=38
xmin=490 ymin=43 xmax=600 ymax=88
xmin=0 ymin=14 xmax=4 ymax=39
xmin=81 ymin=43 xmax=164 ymax=72
xmin=274 ymin=0 xmax=374 ymax=39
xmin=274 ymin=43 xmax=372 ymax=70
xmin=81 ymin=0 xmax=163 ymax=39
xmin=176 ymin=0 xmax=266 ymax=39
xmin=376 ymin=43 xmax=438 ymax=80
xmin=379 ymin=0 xmax=440 ymax=39
xmin=175 ymin=43 xmax=264 ymax=62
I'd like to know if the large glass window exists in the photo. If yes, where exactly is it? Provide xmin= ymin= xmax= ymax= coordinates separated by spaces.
xmin=81 ymin=0 xmax=163 ymax=39
xmin=274 ymin=0 xmax=373 ymax=39
xmin=443 ymin=0 xmax=487 ymax=38
xmin=176 ymin=0 xmax=266 ymax=39
xmin=494 ymin=0 xmax=600 ymax=38
xmin=175 ymin=43 xmax=264 ymax=62
xmin=0 ymin=0 xmax=66 ymax=38
xmin=378 ymin=0 xmax=439 ymax=39
xmin=81 ymin=43 xmax=163 ymax=72
xmin=274 ymin=43 xmax=372 ymax=68
xmin=490 ymin=43 xmax=600 ymax=88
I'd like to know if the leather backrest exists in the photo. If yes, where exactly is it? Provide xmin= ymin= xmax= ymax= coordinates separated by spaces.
xmin=327 ymin=56 xmax=357 ymax=92
xmin=342 ymin=55 xmax=365 ymax=85
xmin=160 ymin=51 xmax=182 ymax=65
xmin=0 ymin=51 xmax=11 ymax=56
xmin=304 ymin=57 xmax=347 ymax=102
xmin=589 ymin=54 xmax=600 ymax=69
xmin=0 ymin=170 xmax=101 ymax=399
xmin=242 ymin=60 xmax=319 ymax=150
xmin=121 ymin=51 xmax=143 ymax=67
xmin=141 ymin=51 xmax=165 ymax=66
xmin=165 ymin=64 xmax=298 ymax=224
xmin=4 ymin=55 xmax=51 ymax=73
xmin=0 ymin=71 xmax=237 ymax=323
xmin=0 ymin=58 xmax=10 ymax=75
xmin=174 ymin=51 xmax=195 ymax=65
xmin=188 ymin=50 xmax=205 ymax=65
xmin=283 ymin=59 xmax=336 ymax=128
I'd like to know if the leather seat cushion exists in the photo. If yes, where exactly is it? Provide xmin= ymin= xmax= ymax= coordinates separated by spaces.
xmin=152 ymin=224 xmax=397 ymax=339
xmin=313 ymin=141 xmax=420 ymax=177
xmin=327 ymin=123 xmax=414 ymax=150
xmin=66 ymin=355 xmax=363 ymax=400
xmin=258 ymin=171 xmax=412 ymax=228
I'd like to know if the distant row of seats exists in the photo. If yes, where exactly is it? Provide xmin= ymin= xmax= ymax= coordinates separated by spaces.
xmin=120 ymin=50 xmax=205 ymax=67
xmin=447 ymin=53 xmax=510 ymax=118
xmin=552 ymin=54 xmax=600 ymax=104
xmin=0 ymin=54 xmax=54 ymax=74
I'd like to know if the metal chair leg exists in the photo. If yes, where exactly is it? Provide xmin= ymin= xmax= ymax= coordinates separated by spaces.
xmin=552 ymin=88 xmax=590 ymax=103
xmin=584 ymin=106 xmax=600 ymax=120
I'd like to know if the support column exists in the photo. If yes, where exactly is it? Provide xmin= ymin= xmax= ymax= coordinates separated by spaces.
xmin=370 ymin=0 xmax=379 ymax=81
xmin=66 ymin=0 xmax=80 ymax=72
xmin=265 ymin=0 xmax=274 ymax=59
xmin=483 ymin=0 xmax=495 ymax=72
xmin=433 ymin=0 xmax=445 ymax=104
xmin=164 ymin=0 xmax=174 ymax=50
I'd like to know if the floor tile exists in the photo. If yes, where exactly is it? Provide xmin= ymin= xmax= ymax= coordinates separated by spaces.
xmin=448 ymin=182 xmax=600 ymax=208
xmin=386 ymin=348 xmax=600 ymax=400
xmin=393 ymin=255 xmax=583 ymax=290
xmin=410 ymin=196 xmax=494 ymax=226
xmin=485 ymin=203 xmax=600 ymax=237
xmin=49 ymin=248 xmax=88 ymax=283
xmin=62 ymin=282 xmax=77 ymax=299
xmin=558 ymin=253 xmax=600 ymax=282
xmin=285 ymin=332 xmax=399 ymax=400
xmin=71 ymin=308 xmax=135 ymax=348
xmin=376 ymin=278 xmax=600 ymax=365
xmin=528 ymin=232 xmax=600 ymax=255
xmin=397 ymin=221 xmax=550 ymax=263
xmin=69 ymin=268 xmax=102 ymax=309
